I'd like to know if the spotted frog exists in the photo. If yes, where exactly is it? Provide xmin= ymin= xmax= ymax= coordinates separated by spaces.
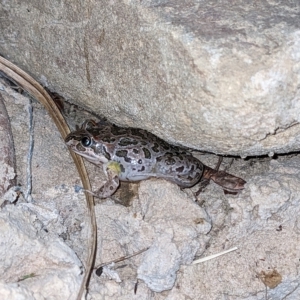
xmin=65 ymin=120 xmax=246 ymax=198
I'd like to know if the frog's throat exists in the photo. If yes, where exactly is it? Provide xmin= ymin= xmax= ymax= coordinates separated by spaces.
xmin=107 ymin=161 xmax=122 ymax=175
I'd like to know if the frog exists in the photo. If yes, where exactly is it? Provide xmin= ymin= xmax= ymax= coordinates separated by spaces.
xmin=65 ymin=119 xmax=246 ymax=198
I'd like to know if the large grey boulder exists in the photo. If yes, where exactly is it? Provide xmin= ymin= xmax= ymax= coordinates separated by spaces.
xmin=1 ymin=1 xmax=300 ymax=156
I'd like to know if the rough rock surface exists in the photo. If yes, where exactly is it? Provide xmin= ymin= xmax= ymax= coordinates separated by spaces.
xmin=0 ymin=93 xmax=15 ymax=197
xmin=0 ymin=204 xmax=83 ymax=300
xmin=166 ymin=156 xmax=300 ymax=299
xmin=0 ymin=204 xmax=82 ymax=300
xmin=1 ymin=1 xmax=300 ymax=156
xmin=93 ymin=180 xmax=211 ymax=293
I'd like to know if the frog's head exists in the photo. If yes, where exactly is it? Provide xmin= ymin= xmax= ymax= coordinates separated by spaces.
xmin=65 ymin=129 xmax=108 ymax=165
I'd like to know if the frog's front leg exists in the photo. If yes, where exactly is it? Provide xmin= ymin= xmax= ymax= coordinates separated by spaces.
xmin=85 ymin=161 xmax=121 ymax=198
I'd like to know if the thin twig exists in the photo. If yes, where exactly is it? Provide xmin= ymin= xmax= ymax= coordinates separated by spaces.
xmin=134 ymin=279 xmax=139 ymax=294
xmin=17 ymin=273 xmax=38 ymax=282
xmin=192 ymin=247 xmax=238 ymax=264
xmin=95 ymin=247 xmax=149 ymax=270
xmin=215 ymin=156 xmax=223 ymax=171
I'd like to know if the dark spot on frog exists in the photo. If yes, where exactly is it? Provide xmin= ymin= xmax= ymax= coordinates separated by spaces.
xmin=138 ymin=159 xmax=142 ymax=164
xmin=165 ymin=152 xmax=174 ymax=157
xmin=116 ymin=150 xmax=131 ymax=162
xmin=110 ymin=126 xmax=128 ymax=136
xmin=138 ymin=166 xmax=145 ymax=172
xmin=120 ymin=164 xmax=125 ymax=173
xmin=110 ymin=186 xmax=114 ymax=190
xmin=174 ymin=152 xmax=184 ymax=160
xmin=176 ymin=166 xmax=184 ymax=172
xmin=118 ymin=137 xmax=138 ymax=146
xmin=160 ymin=141 xmax=170 ymax=150
xmin=116 ymin=150 xmax=128 ymax=157
xmin=166 ymin=157 xmax=176 ymax=165
xmin=130 ymin=128 xmax=147 ymax=139
xmin=133 ymin=149 xmax=139 ymax=154
xmin=102 ymin=136 xmax=116 ymax=143
xmin=142 ymin=148 xmax=151 ymax=159
xmin=88 ymin=128 xmax=102 ymax=136
xmin=151 ymin=143 xmax=160 ymax=152
xmin=103 ymin=148 xmax=111 ymax=160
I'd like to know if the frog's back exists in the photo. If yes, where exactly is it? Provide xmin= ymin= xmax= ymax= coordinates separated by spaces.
xmin=93 ymin=124 xmax=204 ymax=187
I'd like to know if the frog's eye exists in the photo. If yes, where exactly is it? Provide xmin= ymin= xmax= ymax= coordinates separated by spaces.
xmin=81 ymin=136 xmax=92 ymax=147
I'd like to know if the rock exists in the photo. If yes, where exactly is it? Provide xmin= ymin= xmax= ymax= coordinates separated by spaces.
xmin=0 ymin=282 xmax=36 ymax=300
xmin=1 ymin=1 xmax=300 ymax=155
xmin=165 ymin=156 xmax=300 ymax=299
xmin=93 ymin=179 xmax=211 ymax=293
xmin=0 ymin=204 xmax=83 ymax=299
